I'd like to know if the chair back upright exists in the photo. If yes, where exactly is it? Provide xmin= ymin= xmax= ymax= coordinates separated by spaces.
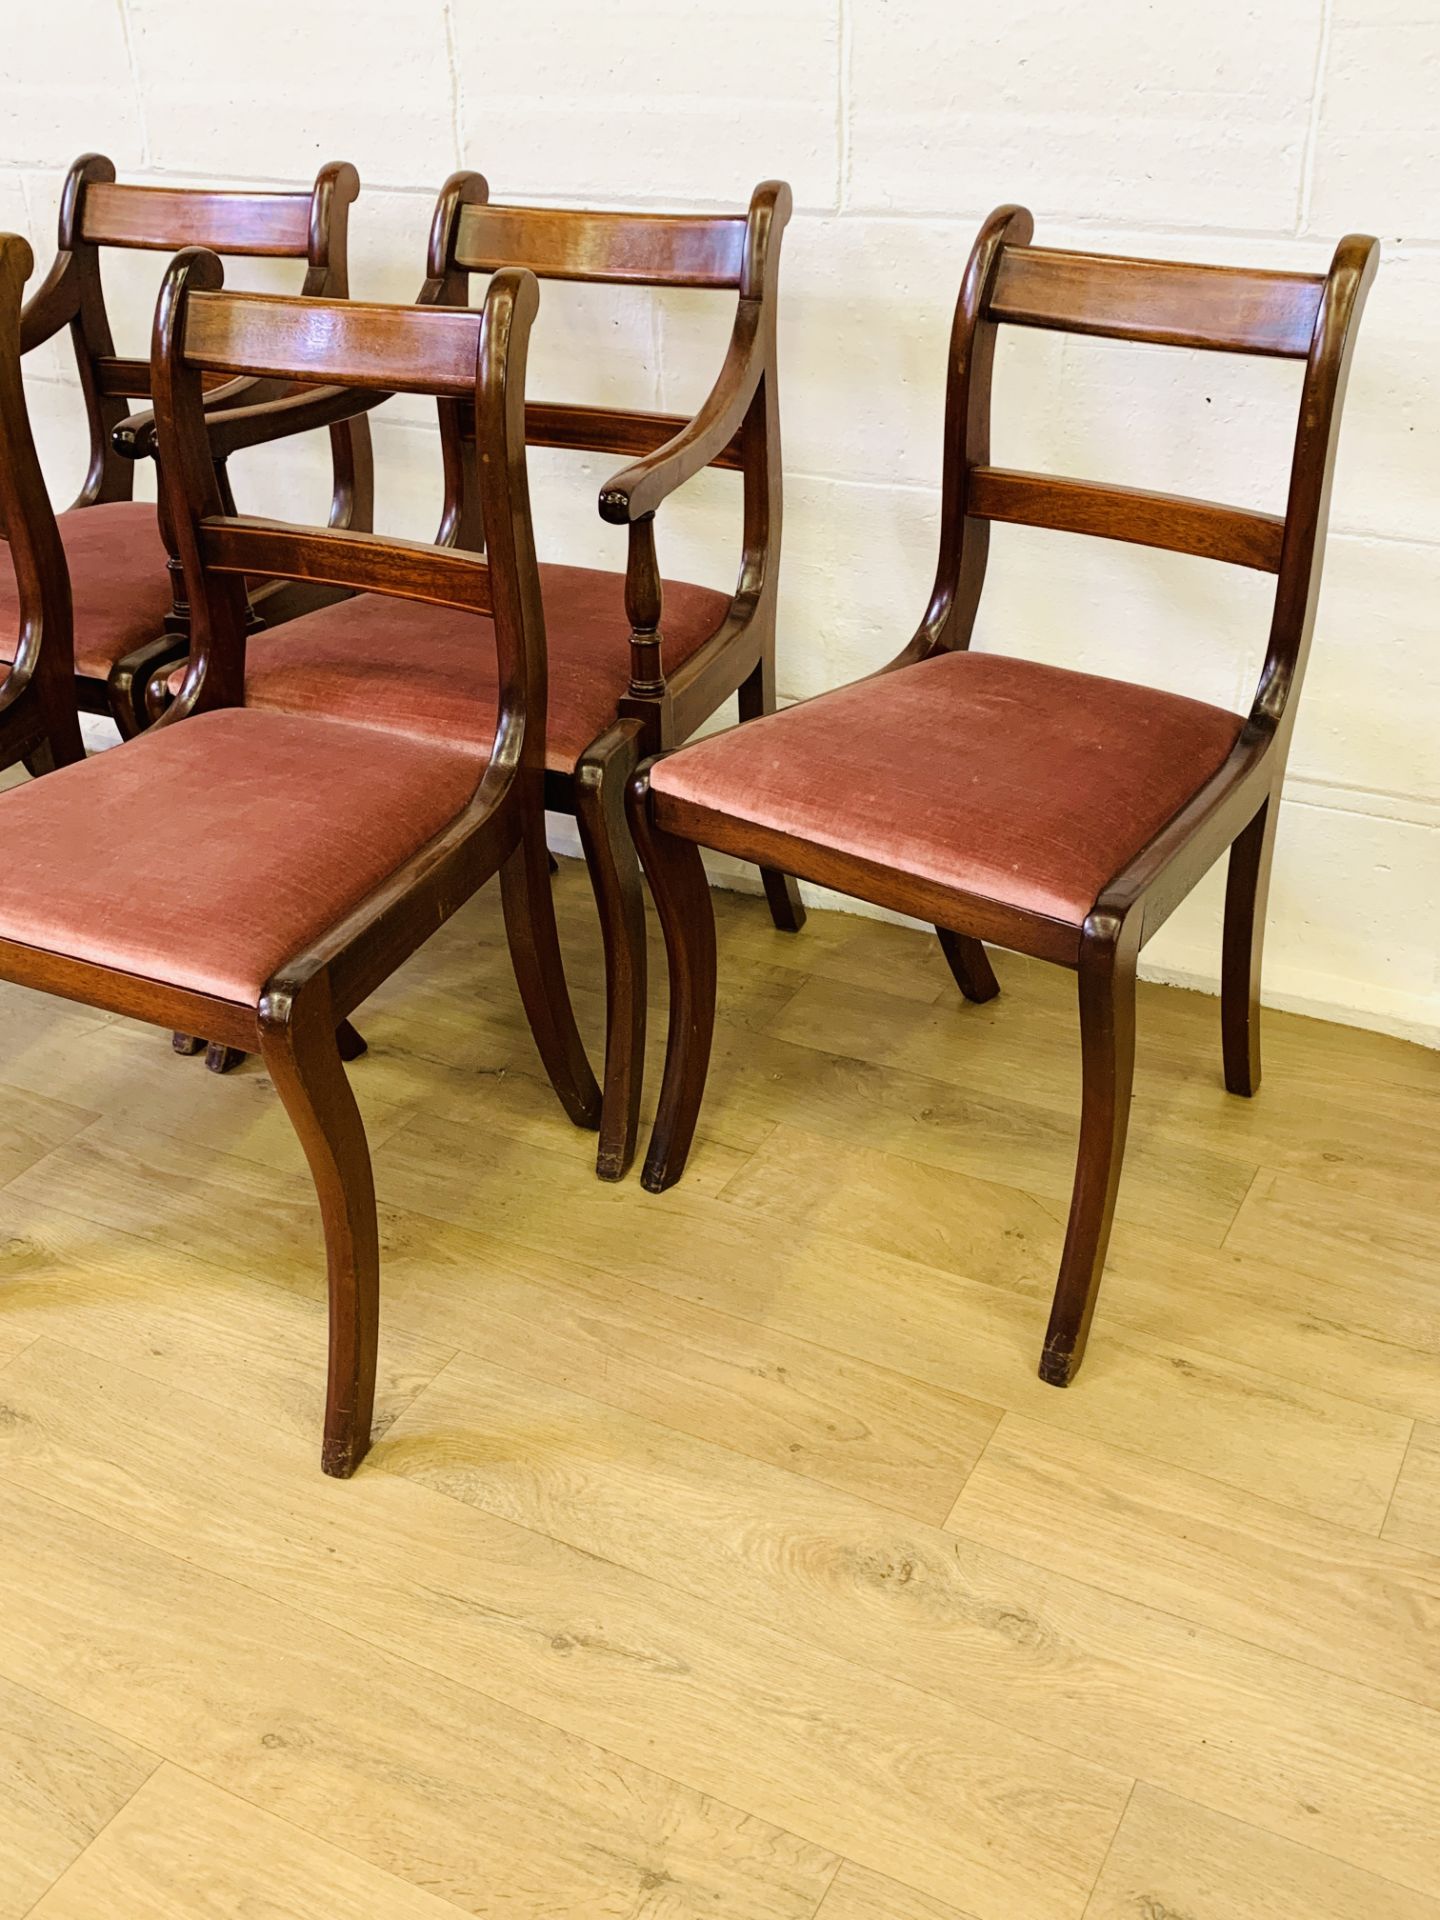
xmin=920 ymin=205 xmax=1379 ymax=745
xmin=0 ymin=233 xmax=76 ymax=745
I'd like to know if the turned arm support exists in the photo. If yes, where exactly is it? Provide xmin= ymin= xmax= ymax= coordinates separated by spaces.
xmin=600 ymin=303 xmax=766 ymax=700
xmin=622 ymin=515 xmax=666 ymax=698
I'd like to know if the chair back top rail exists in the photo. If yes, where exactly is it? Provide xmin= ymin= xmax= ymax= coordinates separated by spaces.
xmin=453 ymin=202 xmax=748 ymax=289
xmin=988 ymin=244 xmax=1326 ymax=357
xmin=79 ymin=182 xmax=316 ymax=257
xmin=183 ymin=288 xmax=488 ymax=395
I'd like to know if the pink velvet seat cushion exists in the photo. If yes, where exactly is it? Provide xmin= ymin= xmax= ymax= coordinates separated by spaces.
xmin=0 ymin=502 xmax=173 ymax=680
xmin=0 ymin=709 xmax=479 ymax=1003
xmin=649 ymin=651 xmax=1246 ymax=928
xmin=167 ymin=565 xmax=731 ymax=770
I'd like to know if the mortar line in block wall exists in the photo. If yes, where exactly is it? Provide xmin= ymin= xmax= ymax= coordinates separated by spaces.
xmin=112 ymin=0 xmax=150 ymax=170
xmin=1296 ymin=0 xmax=1336 ymax=235
xmin=19 ymin=365 xmax=1440 ymax=574
xmin=837 ymin=0 xmax=854 ymax=213
xmin=441 ymin=0 xmax=467 ymax=175
xmin=2 ymin=155 xmax=1436 ymax=255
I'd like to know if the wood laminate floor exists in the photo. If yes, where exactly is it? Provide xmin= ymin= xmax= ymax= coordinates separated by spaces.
xmin=0 ymin=858 xmax=1436 ymax=1919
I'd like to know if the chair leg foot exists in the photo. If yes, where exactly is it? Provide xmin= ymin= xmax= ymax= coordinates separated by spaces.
xmin=627 ymin=767 xmax=717 ymax=1194
xmin=336 ymin=1018 xmax=367 ymax=1062
xmin=576 ymin=723 xmax=646 ymax=1182
xmin=321 ymin=1434 xmax=367 ymax=1479
xmin=1038 ymin=914 xmax=1138 ymax=1387
xmin=500 ymin=821 xmax=602 ymax=1131
xmin=737 ymin=650 xmax=807 ymax=934
xmin=937 ymin=928 xmax=1000 ymax=1003
xmin=205 ymin=1042 xmax=245 ymax=1075
xmin=1037 ymin=1344 xmax=1079 ymax=1388
xmin=172 ymin=1032 xmax=206 ymax=1057
xmin=260 ymin=982 xmax=378 ymax=1478
xmin=1222 ymin=792 xmax=1278 ymax=1099
xmin=760 ymin=866 xmax=807 ymax=935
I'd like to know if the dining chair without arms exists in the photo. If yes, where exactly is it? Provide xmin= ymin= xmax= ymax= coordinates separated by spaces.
xmin=150 ymin=172 xmax=805 ymax=1178
xmin=0 ymin=248 xmax=597 ymax=1475
xmin=4 ymin=153 xmax=373 ymax=737
xmin=627 ymin=206 xmax=1378 ymax=1389
xmin=0 ymin=234 xmax=86 ymax=781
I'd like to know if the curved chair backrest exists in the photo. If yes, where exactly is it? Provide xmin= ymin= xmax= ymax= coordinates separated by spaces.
xmin=152 ymin=251 xmax=544 ymax=797
xmin=923 ymin=206 xmax=1379 ymax=741
xmin=421 ymin=173 xmax=789 ymax=552
xmin=22 ymin=155 xmax=370 ymax=523
xmin=0 ymin=232 xmax=79 ymax=769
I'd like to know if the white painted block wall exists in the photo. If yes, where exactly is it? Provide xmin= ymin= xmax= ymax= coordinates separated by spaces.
xmin=3 ymin=0 xmax=1437 ymax=1043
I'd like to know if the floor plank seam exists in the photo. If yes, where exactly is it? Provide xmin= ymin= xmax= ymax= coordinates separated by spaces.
xmin=0 ymin=1480 xmax=851 ymax=1900
xmin=1379 ymin=1421 xmax=1421 ymax=1541
xmin=369 ymin=1364 xmax=1440 ymax=1828
xmin=1078 ymin=1777 xmax=1137 ymax=1919
xmin=12 ymin=1746 xmax=164 ymax=1920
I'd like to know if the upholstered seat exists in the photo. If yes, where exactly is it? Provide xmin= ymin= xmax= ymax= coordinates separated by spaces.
xmin=0 ymin=709 xmax=478 ymax=1003
xmin=649 ymin=650 xmax=1245 ymax=926
xmin=0 ymin=502 xmax=173 ymax=679
xmin=168 ymin=565 xmax=731 ymax=769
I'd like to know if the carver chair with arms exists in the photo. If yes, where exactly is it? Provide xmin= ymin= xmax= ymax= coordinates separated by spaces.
xmin=5 ymin=153 xmax=373 ymax=735
xmin=0 ymin=247 xmax=597 ymax=1476
xmin=151 ymin=172 xmax=805 ymax=1178
xmin=627 ymin=205 xmax=1378 ymax=1389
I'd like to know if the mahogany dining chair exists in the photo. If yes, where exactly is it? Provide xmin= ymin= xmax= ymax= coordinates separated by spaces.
xmin=0 ymin=234 xmax=85 ymax=780
xmin=0 ymin=247 xmax=597 ymax=1476
xmin=626 ymin=206 xmax=1378 ymax=1388
xmin=148 ymin=173 xmax=805 ymax=1177
xmin=4 ymin=153 xmax=373 ymax=736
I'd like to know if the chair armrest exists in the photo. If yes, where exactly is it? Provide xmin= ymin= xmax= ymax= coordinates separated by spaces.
xmin=114 ymin=380 xmax=384 ymax=462
xmin=597 ymin=301 xmax=763 ymax=524
xmin=113 ymin=375 xmax=276 ymax=460
xmin=18 ymin=252 xmax=79 ymax=354
xmin=203 ymin=383 xmax=388 ymax=459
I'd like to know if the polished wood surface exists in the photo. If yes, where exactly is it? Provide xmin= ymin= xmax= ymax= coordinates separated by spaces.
xmin=78 ymin=181 xmax=316 ymax=256
xmin=0 ymin=234 xmax=85 ymax=781
xmin=966 ymin=465 xmax=1286 ymax=571
xmin=988 ymin=244 xmax=1326 ymax=355
xmin=0 ymin=868 xmax=1436 ymax=1917
xmin=185 ymin=288 xmax=494 ymax=393
xmin=454 ymin=200 xmax=749 ymax=287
